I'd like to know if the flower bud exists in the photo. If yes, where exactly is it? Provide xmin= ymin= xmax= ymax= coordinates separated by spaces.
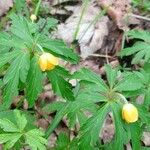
xmin=39 ymin=52 xmax=59 ymax=71
xmin=30 ymin=14 xmax=37 ymax=22
xmin=122 ymin=103 xmax=138 ymax=123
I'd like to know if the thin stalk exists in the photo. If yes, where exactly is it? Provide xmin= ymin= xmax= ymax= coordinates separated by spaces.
xmin=129 ymin=13 xmax=150 ymax=22
xmin=121 ymin=31 xmax=126 ymax=50
xmin=115 ymin=93 xmax=128 ymax=104
xmin=34 ymin=0 xmax=42 ymax=16
xmin=37 ymin=44 xmax=44 ymax=52
xmin=73 ymin=0 xmax=89 ymax=40
xmin=88 ymin=53 xmax=112 ymax=58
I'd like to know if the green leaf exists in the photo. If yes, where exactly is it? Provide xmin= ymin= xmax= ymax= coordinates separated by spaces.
xmin=73 ymin=68 xmax=108 ymax=92
xmin=0 ymin=50 xmax=21 ymax=69
xmin=0 ymin=109 xmax=46 ymax=149
xmin=54 ymin=66 xmax=71 ymax=78
xmin=0 ymin=119 xmax=18 ymax=132
xmin=25 ymin=129 xmax=47 ymax=150
xmin=10 ymin=14 xmax=33 ymax=44
xmin=0 ymin=32 xmax=26 ymax=49
xmin=45 ymin=104 xmax=70 ymax=138
xmin=55 ymin=132 xmax=70 ymax=150
xmin=14 ymin=110 xmax=27 ymax=131
xmin=47 ymin=69 xmax=75 ymax=101
xmin=76 ymin=81 xmax=107 ymax=102
xmin=114 ymin=73 xmax=143 ymax=91
xmin=0 ymin=133 xmax=22 ymax=149
xmin=38 ymin=36 xmax=79 ymax=64
xmin=78 ymin=103 xmax=110 ymax=147
xmin=44 ymin=95 xmax=99 ymax=138
xmin=119 ymin=30 xmax=150 ymax=64
xmin=128 ymin=30 xmax=150 ymax=42
xmin=130 ymin=122 xmax=142 ymax=150
xmin=37 ymin=18 xmax=58 ymax=35
xmin=14 ymin=0 xmax=26 ymax=13
xmin=26 ymin=56 xmax=43 ymax=107
xmin=111 ymin=102 xmax=129 ymax=149
xmin=105 ymin=64 xmax=118 ymax=89
xmin=43 ymin=101 xmax=65 ymax=113
xmin=2 ymin=51 xmax=30 ymax=109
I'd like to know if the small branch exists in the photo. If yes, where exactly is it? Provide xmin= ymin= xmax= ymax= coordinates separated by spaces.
xmin=88 ymin=53 xmax=112 ymax=58
xmin=129 ymin=13 xmax=150 ymax=22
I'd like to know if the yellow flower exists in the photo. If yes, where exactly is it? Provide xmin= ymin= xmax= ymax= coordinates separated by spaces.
xmin=122 ymin=103 xmax=138 ymax=123
xmin=39 ymin=52 xmax=59 ymax=71
xmin=30 ymin=14 xmax=37 ymax=21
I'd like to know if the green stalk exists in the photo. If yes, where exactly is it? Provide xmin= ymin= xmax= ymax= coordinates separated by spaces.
xmin=73 ymin=0 xmax=89 ymax=41
xmin=34 ymin=0 xmax=42 ymax=16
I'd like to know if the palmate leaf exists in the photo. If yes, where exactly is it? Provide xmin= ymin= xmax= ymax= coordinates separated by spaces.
xmin=128 ymin=30 xmax=150 ymax=42
xmin=25 ymin=129 xmax=47 ymax=150
xmin=14 ymin=109 xmax=27 ymax=131
xmin=72 ymin=68 xmax=108 ymax=92
xmin=0 ymin=110 xmax=26 ymax=133
xmin=114 ymin=72 xmax=144 ymax=91
xmin=78 ymin=103 xmax=110 ymax=148
xmin=0 ymin=50 xmax=21 ymax=69
xmin=44 ymin=89 xmax=99 ymax=138
xmin=110 ymin=102 xmax=129 ymax=150
xmin=55 ymin=132 xmax=70 ymax=150
xmin=120 ymin=30 xmax=150 ymax=64
xmin=0 ymin=119 xmax=19 ymax=132
xmin=0 ymin=110 xmax=47 ymax=149
xmin=14 ymin=0 xmax=26 ymax=13
xmin=1 ymin=51 xmax=30 ymax=109
xmin=10 ymin=14 xmax=33 ymax=44
xmin=76 ymin=82 xmax=107 ymax=103
xmin=37 ymin=17 xmax=58 ymax=35
xmin=0 ymin=133 xmax=22 ymax=149
xmin=0 ymin=32 xmax=26 ymax=49
xmin=45 ymin=103 xmax=70 ymax=138
xmin=129 ymin=123 xmax=142 ymax=150
xmin=105 ymin=64 xmax=118 ymax=89
xmin=0 ymin=110 xmax=26 ymax=149
xmin=38 ymin=35 xmax=79 ymax=64
xmin=47 ymin=68 xmax=75 ymax=101
xmin=26 ymin=56 xmax=43 ymax=107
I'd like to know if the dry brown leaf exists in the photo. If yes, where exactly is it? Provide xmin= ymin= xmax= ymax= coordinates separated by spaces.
xmin=54 ymin=2 xmax=109 ymax=59
xmin=98 ymin=0 xmax=131 ymax=30
xmin=0 ymin=0 xmax=13 ymax=16
xmin=142 ymin=132 xmax=150 ymax=146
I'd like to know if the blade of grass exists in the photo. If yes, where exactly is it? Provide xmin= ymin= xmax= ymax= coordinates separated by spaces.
xmin=73 ymin=0 xmax=90 ymax=41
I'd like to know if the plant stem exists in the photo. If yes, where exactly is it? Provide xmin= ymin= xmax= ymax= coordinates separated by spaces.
xmin=73 ymin=0 xmax=89 ymax=41
xmin=116 ymin=93 xmax=128 ymax=104
xmin=37 ymin=44 xmax=44 ymax=52
xmin=88 ymin=53 xmax=112 ymax=58
xmin=34 ymin=0 xmax=42 ymax=16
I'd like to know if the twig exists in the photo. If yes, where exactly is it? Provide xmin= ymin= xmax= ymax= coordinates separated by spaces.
xmin=106 ymin=47 xmax=109 ymax=64
xmin=88 ymin=53 xmax=112 ymax=58
xmin=129 ymin=13 xmax=150 ymax=22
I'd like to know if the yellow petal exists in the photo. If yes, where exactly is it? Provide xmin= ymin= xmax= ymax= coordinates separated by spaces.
xmin=46 ymin=53 xmax=59 ymax=66
xmin=30 ymin=14 xmax=37 ymax=21
xmin=47 ymin=63 xmax=55 ymax=70
xmin=122 ymin=103 xmax=138 ymax=123
xmin=39 ymin=54 xmax=47 ymax=71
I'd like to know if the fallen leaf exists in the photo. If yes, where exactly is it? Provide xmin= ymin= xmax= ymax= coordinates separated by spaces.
xmin=54 ymin=2 xmax=109 ymax=59
xmin=0 ymin=0 xmax=13 ymax=16
xmin=98 ymin=0 xmax=131 ymax=30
